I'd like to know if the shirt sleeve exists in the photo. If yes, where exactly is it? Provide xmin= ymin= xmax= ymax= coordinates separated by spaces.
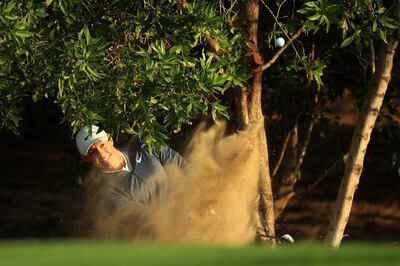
xmin=153 ymin=145 xmax=190 ymax=170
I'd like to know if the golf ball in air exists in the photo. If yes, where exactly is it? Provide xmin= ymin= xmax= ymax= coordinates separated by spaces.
xmin=275 ymin=37 xmax=285 ymax=47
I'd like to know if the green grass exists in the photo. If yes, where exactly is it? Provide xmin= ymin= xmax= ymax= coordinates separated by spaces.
xmin=0 ymin=240 xmax=398 ymax=266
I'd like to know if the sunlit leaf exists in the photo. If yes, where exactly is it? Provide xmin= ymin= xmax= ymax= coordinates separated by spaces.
xmin=340 ymin=35 xmax=355 ymax=48
xmin=15 ymin=31 xmax=34 ymax=38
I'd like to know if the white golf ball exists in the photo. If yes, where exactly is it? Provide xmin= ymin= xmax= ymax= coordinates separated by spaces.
xmin=275 ymin=37 xmax=285 ymax=47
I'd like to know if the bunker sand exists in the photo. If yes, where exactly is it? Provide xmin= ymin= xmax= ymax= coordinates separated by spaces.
xmin=91 ymin=121 xmax=264 ymax=245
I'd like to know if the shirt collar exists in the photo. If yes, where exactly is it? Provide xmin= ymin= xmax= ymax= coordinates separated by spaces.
xmin=99 ymin=150 xmax=132 ymax=173
xmin=119 ymin=151 xmax=132 ymax=172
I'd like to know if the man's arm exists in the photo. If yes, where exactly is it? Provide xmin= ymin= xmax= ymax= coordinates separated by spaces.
xmin=154 ymin=145 xmax=190 ymax=170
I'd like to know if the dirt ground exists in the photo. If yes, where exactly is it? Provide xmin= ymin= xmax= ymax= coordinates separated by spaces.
xmin=275 ymin=125 xmax=400 ymax=243
xmin=276 ymin=176 xmax=400 ymax=243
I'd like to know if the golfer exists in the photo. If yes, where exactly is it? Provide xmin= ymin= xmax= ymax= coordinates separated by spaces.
xmin=76 ymin=125 xmax=189 ymax=214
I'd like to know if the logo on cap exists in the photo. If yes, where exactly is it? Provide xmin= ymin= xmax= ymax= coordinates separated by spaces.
xmin=136 ymin=153 xmax=142 ymax=163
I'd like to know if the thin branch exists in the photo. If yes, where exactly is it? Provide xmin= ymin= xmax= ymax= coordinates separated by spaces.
xmin=253 ymin=25 xmax=305 ymax=73
xmin=0 ymin=75 xmax=19 ymax=81
xmin=271 ymin=129 xmax=292 ymax=177
xmin=349 ymin=49 xmax=369 ymax=71
xmin=291 ymin=0 xmax=296 ymax=18
xmin=296 ymin=118 xmax=314 ymax=170
xmin=369 ymin=39 xmax=376 ymax=75
xmin=276 ymin=0 xmax=288 ymax=25
xmin=296 ymin=157 xmax=343 ymax=197
xmin=220 ymin=0 xmax=239 ymax=21
xmin=272 ymin=108 xmax=305 ymax=178
xmin=260 ymin=0 xmax=302 ymax=59
xmin=270 ymin=0 xmax=288 ymax=35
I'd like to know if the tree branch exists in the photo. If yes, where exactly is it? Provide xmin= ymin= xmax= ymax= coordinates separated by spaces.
xmin=296 ymin=118 xmax=314 ymax=170
xmin=271 ymin=128 xmax=292 ymax=177
xmin=369 ymin=39 xmax=376 ymax=75
xmin=252 ymin=25 xmax=305 ymax=73
xmin=260 ymin=0 xmax=300 ymax=59
xmin=296 ymin=157 xmax=343 ymax=197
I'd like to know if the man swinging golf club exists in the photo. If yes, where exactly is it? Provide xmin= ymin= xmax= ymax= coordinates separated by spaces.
xmin=76 ymin=125 xmax=189 ymax=214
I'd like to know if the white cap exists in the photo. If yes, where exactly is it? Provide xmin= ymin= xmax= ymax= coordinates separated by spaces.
xmin=75 ymin=125 xmax=108 ymax=156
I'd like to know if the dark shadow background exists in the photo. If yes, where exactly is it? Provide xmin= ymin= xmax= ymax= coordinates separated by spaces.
xmin=0 ymin=98 xmax=399 ymax=242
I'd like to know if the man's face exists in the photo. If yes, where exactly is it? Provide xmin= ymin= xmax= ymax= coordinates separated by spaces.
xmin=83 ymin=138 xmax=124 ymax=171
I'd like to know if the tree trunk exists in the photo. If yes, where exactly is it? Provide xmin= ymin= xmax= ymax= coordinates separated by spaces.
xmin=233 ymin=0 xmax=276 ymax=244
xmin=324 ymin=39 xmax=398 ymax=247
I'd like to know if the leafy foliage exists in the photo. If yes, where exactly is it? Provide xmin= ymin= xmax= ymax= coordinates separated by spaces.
xmin=298 ymin=0 xmax=399 ymax=51
xmin=0 ymin=0 xmax=247 ymax=148
xmin=261 ymin=0 xmax=399 ymax=184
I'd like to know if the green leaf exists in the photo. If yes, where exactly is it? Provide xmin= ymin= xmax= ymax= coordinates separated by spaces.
xmin=121 ymin=122 xmax=137 ymax=135
xmin=159 ymin=104 xmax=169 ymax=111
xmin=160 ymin=42 xmax=165 ymax=56
xmin=304 ymin=2 xmax=318 ymax=8
xmin=308 ymin=13 xmax=322 ymax=21
xmin=304 ymin=20 xmax=317 ymax=31
xmin=214 ymin=75 xmax=227 ymax=86
xmin=340 ymin=17 xmax=348 ymax=34
xmin=15 ymin=31 xmax=34 ymax=38
xmin=211 ymin=108 xmax=217 ymax=123
xmin=45 ymin=0 xmax=54 ymax=6
xmin=216 ymin=106 xmax=229 ymax=119
xmin=58 ymin=0 xmax=67 ymax=16
xmin=83 ymin=26 xmax=91 ymax=45
xmin=379 ymin=29 xmax=387 ymax=44
xmin=6 ymin=108 xmax=22 ymax=131
xmin=0 ymin=79 xmax=7 ymax=88
xmin=4 ymin=15 xmax=18 ymax=20
xmin=322 ymin=15 xmax=330 ymax=33
xmin=381 ymin=18 xmax=399 ymax=30
xmin=168 ymin=45 xmax=182 ymax=55
xmin=205 ymin=54 xmax=214 ymax=68
xmin=297 ymin=7 xmax=315 ymax=15
xmin=340 ymin=35 xmax=354 ymax=48
xmin=36 ymin=8 xmax=48 ymax=18
xmin=377 ymin=7 xmax=386 ymax=14
xmin=84 ymin=65 xmax=102 ymax=81
xmin=58 ymin=78 xmax=64 ymax=98
xmin=372 ymin=20 xmax=377 ymax=32
xmin=49 ymin=28 xmax=56 ymax=42
xmin=4 ymin=1 xmax=16 ymax=13
xmin=325 ymin=4 xmax=340 ymax=14
xmin=89 ymin=111 xmax=105 ymax=121
xmin=343 ymin=153 xmax=349 ymax=163
xmin=187 ymin=102 xmax=192 ymax=113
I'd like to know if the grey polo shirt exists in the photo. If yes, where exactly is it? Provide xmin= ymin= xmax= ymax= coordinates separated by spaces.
xmin=96 ymin=142 xmax=189 ymax=214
